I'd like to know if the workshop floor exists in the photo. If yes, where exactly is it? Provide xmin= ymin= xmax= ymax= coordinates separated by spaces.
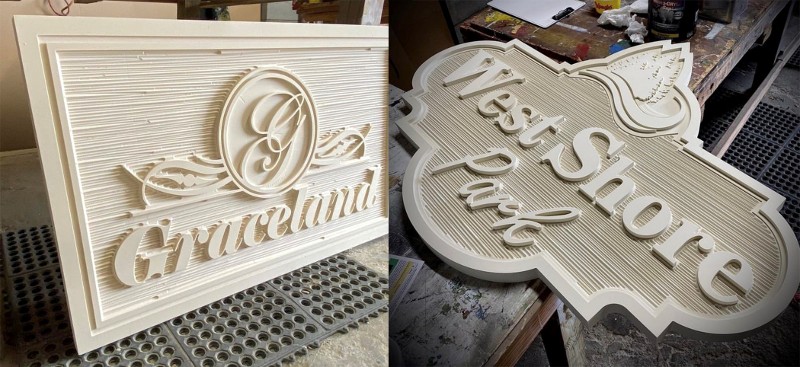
xmin=514 ymin=46 xmax=800 ymax=367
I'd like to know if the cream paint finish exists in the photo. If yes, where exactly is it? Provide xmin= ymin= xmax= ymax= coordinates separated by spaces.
xmin=0 ymin=2 xmax=264 ymax=152
xmin=15 ymin=16 xmax=387 ymax=352
xmin=398 ymin=40 xmax=799 ymax=340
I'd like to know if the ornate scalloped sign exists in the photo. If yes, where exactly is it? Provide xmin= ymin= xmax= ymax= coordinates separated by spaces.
xmin=15 ymin=16 xmax=387 ymax=352
xmin=398 ymin=40 xmax=799 ymax=339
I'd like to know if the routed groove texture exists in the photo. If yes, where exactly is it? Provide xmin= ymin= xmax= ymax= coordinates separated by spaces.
xmin=1 ymin=227 xmax=388 ymax=367
xmin=700 ymin=87 xmax=800 ymax=237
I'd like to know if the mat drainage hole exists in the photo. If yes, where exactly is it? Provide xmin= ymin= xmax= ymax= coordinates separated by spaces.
xmin=134 ymin=332 xmax=147 ymax=342
xmin=322 ymin=316 xmax=334 ymax=325
xmin=280 ymin=336 xmax=294 ymax=346
xmin=208 ymin=341 xmax=220 ymax=351
xmin=242 ymin=356 xmax=254 ymax=366
xmin=305 ymin=324 xmax=317 ymax=333
xmin=201 ymin=358 xmax=214 ymax=367
xmin=221 ymin=334 xmax=234 ymax=343
xmin=146 ymin=353 xmax=159 ymax=364
xmin=217 ymin=351 xmax=230 ymax=361
xmin=255 ymin=349 xmax=268 ymax=359
xmin=85 ymin=352 xmax=99 ymax=361
xmin=268 ymin=342 xmax=281 ymax=353
xmin=163 ymin=347 xmax=175 ymax=357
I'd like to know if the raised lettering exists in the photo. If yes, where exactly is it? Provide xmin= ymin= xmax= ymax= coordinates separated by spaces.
xmin=432 ymin=148 xmax=518 ymax=176
xmin=622 ymin=196 xmax=672 ymax=239
xmin=267 ymin=205 xmax=291 ymax=239
xmin=477 ymin=90 xmax=517 ymax=119
xmin=492 ymin=207 xmax=581 ymax=247
xmin=519 ymin=115 xmax=562 ymax=148
xmin=578 ymin=156 xmax=636 ymax=215
xmin=651 ymin=219 xmax=715 ymax=268
xmin=443 ymin=50 xmax=525 ymax=99
xmin=242 ymin=213 xmax=266 ymax=247
xmin=541 ymin=127 xmax=626 ymax=182
xmin=458 ymin=179 xmax=520 ymax=216
xmin=114 ymin=221 xmax=171 ymax=287
xmin=698 ymin=252 xmax=754 ymax=306
xmin=206 ymin=218 xmax=243 ymax=259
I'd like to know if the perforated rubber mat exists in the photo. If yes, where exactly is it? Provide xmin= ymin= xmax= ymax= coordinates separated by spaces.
xmin=700 ymin=88 xmax=800 ymax=237
xmin=0 ymin=229 xmax=388 ymax=367
xmin=787 ymin=47 xmax=800 ymax=69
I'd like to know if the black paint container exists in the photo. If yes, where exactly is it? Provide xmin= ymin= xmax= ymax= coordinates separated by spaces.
xmin=648 ymin=0 xmax=700 ymax=41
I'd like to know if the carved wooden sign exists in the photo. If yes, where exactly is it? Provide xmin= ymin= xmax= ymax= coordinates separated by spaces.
xmin=15 ymin=16 xmax=387 ymax=352
xmin=398 ymin=40 xmax=799 ymax=339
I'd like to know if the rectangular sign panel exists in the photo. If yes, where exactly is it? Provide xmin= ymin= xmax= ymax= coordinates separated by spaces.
xmin=15 ymin=16 xmax=388 ymax=352
xmin=398 ymin=40 xmax=799 ymax=340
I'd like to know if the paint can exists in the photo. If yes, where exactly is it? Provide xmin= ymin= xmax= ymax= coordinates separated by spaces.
xmin=647 ymin=0 xmax=700 ymax=41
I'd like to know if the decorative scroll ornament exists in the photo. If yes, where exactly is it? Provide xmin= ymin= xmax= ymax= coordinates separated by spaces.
xmin=398 ymin=40 xmax=799 ymax=341
xmin=123 ymin=67 xmax=370 ymax=216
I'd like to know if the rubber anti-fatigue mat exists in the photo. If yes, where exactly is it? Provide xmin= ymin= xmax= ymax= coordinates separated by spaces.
xmin=787 ymin=47 xmax=800 ymax=69
xmin=2 ymin=225 xmax=59 ymax=277
xmin=0 ymin=227 xmax=388 ymax=367
xmin=699 ymin=88 xmax=800 ymax=238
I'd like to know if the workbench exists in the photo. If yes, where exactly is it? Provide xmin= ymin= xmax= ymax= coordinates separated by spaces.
xmin=458 ymin=0 xmax=792 ymax=109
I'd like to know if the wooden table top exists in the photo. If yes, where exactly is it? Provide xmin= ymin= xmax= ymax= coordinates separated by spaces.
xmin=458 ymin=0 xmax=786 ymax=107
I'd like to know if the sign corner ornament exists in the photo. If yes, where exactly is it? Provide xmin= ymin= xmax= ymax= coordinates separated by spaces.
xmin=16 ymin=16 xmax=387 ymax=352
xmin=398 ymin=39 xmax=799 ymax=340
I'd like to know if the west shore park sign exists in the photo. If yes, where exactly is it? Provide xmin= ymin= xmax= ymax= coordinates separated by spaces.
xmin=398 ymin=40 xmax=799 ymax=340
xmin=15 ymin=16 xmax=388 ymax=352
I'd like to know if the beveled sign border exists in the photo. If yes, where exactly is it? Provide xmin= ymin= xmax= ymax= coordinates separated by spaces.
xmin=15 ymin=16 xmax=388 ymax=352
xmin=397 ymin=40 xmax=799 ymax=340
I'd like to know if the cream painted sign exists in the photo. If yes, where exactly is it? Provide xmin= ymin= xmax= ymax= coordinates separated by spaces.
xmin=398 ymin=40 xmax=799 ymax=339
xmin=15 ymin=16 xmax=387 ymax=352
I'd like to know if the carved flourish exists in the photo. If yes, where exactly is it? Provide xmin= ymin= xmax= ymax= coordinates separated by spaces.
xmin=123 ymin=156 xmax=232 ymax=207
xmin=123 ymin=67 xmax=370 ymax=217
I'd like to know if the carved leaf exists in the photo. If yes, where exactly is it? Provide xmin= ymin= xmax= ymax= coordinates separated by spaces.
xmin=312 ymin=124 xmax=371 ymax=167
xmin=608 ymin=47 xmax=683 ymax=104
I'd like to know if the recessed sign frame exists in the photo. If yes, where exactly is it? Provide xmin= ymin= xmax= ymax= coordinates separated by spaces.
xmin=398 ymin=40 xmax=799 ymax=340
xmin=15 ymin=16 xmax=388 ymax=352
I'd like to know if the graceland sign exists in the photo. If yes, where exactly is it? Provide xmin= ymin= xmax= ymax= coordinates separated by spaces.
xmin=398 ymin=40 xmax=799 ymax=339
xmin=16 ymin=16 xmax=387 ymax=352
